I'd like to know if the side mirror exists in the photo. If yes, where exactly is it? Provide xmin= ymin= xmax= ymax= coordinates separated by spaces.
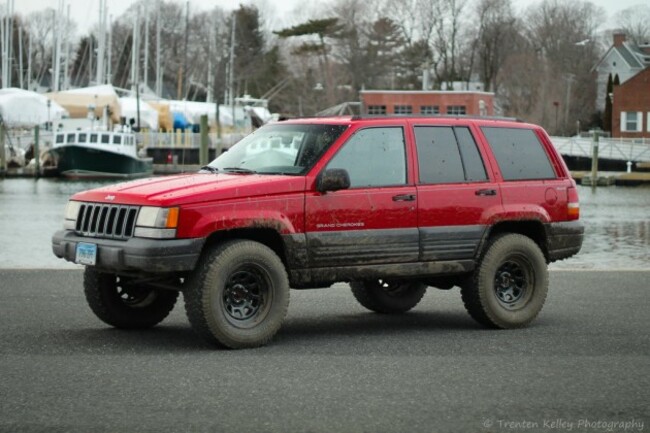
xmin=317 ymin=168 xmax=351 ymax=193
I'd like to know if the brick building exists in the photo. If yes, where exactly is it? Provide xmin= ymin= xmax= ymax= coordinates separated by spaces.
xmin=360 ymin=90 xmax=495 ymax=117
xmin=612 ymin=67 xmax=650 ymax=138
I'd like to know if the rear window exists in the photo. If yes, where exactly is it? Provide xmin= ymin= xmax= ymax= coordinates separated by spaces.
xmin=481 ymin=127 xmax=556 ymax=181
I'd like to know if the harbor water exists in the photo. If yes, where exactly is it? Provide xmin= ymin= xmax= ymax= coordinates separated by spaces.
xmin=0 ymin=178 xmax=648 ymax=270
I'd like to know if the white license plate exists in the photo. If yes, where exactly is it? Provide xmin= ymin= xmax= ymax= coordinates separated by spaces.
xmin=75 ymin=243 xmax=97 ymax=266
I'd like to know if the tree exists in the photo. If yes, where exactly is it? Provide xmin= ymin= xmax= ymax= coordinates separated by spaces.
xmin=472 ymin=0 xmax=518 ymax=92
xmin=613 ymin=5 xmax=650 ymax=45
xmin=275 ymin=17 xmax=342 ymax=106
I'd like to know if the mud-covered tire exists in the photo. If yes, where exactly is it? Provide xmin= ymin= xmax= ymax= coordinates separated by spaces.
xmin=350 ymin=279 xmax=427 ymax=314
xmin=461 ymin=234 xmax=548 ymax=328
xmin=184 ymin=240 xmax=290 ymax=349
xmin=83 ymin=268 xmax=179 ymax=329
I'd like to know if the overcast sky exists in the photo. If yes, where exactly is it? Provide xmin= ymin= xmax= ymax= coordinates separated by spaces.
xmin=6 ymin=0 xmax=647 ymax=35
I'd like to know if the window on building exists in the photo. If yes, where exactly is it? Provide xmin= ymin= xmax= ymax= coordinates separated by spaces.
xmin=446 ymin=105 xmax=466 ymax=115
xmin=622 ymin=112 xmax=642 ymax=132
xmin=647 ymin=112 xmax=650 ymax=132
xmin=326 ymin=127 xmax=407 ymax=188
xmin=394 ymin=105 xmax=413 ymax=115
xmin=420 ymin=106 xmax=440 ymax=115
xmin=367 ymin=105 xmax=386 ymax=115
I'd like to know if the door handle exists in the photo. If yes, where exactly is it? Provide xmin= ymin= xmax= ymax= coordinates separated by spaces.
xmin=475 ymin=189 xmax=497 ymax=196
xmin=393 ymin=194 xmax=416 ymax=202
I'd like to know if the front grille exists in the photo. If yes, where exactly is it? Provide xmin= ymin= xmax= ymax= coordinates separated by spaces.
xmin=75 ymin=203 xmax=139 ymax=240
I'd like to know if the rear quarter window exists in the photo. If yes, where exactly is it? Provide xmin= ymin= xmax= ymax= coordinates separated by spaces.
xmin=481 ymin=127 xmax=556 ymax=181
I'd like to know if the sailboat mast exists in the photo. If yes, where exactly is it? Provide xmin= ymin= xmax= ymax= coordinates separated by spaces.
xmin=95 ymin=0 xmax=105 ymax=85
xmin=143 ymin=8 xmax=149 ymax=89
xmin=155 ymin=6 xmax=161 ymax=97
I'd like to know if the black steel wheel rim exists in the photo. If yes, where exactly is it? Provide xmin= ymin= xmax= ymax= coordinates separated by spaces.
xmin=377 ymin=279 xmax=408 ymax=296
xmin=222 ymin=265 xmax=271 ymax=328
xmin=493 ymin=257 xmax=533 ymax=309
xmin=116 ymin=277 xmax=157 ymax=308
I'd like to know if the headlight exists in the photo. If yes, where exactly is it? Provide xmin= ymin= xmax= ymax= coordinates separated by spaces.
xmin=63 ymin=201 xmax=82 ymax=230
xmin=134 ymin=207 xmax=179 ymax=239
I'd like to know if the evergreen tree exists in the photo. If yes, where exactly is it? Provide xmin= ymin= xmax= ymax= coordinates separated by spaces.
xmin=603 ymin=73 xmax=612 ymax=132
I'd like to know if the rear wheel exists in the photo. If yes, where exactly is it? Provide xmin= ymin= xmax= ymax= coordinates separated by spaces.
xmin=184 ymin=240 xmax=290 ymax=349
xmin=350 ymin=279 xmax=427 ymax=314
xmin=83 ymin=268 xmax=179 ymax=329
xmin=461 ymin=234 xmax=548 ymax=328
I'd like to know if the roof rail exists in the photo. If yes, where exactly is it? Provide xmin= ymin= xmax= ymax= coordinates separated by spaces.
xmin=350 ymin=114 xmax=522 ymax=122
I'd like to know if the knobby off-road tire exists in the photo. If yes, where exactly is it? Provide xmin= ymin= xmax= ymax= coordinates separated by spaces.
xmin=83 ymin=268 xmax=179 ymax=329
xmin=461 ymin=234 xmax=548 ymax=329
xmin=184 ymin=240 xmax=290 ymax=349
xmin=350 ymin=280 xmax=427 ymax=314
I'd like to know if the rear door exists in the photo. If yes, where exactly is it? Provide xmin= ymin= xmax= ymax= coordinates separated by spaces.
xmin=413 ymin=123 xmax=502 ymax=261
xmin=305 ymin=125 xmax=419 ymax=268
xmin=480 ymin=126 xmax=568 ymax=222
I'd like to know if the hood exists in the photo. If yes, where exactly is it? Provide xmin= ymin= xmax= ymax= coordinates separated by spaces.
xmin=71 ymin=173 xmax=306 ymax=206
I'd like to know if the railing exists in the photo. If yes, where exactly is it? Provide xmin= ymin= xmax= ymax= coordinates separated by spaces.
xmin=550 ymin=136 xmax=650 ymax=162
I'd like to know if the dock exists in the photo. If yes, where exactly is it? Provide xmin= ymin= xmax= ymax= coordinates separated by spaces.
xmin=571 ymin=171 xmax=650 ymax=186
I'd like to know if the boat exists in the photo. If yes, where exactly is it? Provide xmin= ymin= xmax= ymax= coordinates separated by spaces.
xmin=42 ymin=129 xmax=153 ymax=179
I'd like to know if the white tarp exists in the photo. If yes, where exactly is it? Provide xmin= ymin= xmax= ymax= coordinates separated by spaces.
xmin=0 ymin=88 xmax=68 ymax=127
xmin=165 ymin=100 xmax=272 ymax=127
xmin=119 ymin=97 xmax=159 ymax=131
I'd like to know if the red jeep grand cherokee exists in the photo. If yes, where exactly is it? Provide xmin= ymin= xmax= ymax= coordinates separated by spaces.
xmin=53 ymin=116 xmax=583 ymax=348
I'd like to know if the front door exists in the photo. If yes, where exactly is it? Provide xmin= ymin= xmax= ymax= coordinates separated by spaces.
xmin=305 ymin=126 xmax=418 ymax=268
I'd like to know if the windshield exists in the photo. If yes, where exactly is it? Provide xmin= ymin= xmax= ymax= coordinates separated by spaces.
xmin=206 ymin=123 xmax=348 ymax=175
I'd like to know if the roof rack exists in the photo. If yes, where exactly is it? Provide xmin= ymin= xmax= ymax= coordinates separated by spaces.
xmin=350 ymin=114 xmax=522 ymax=122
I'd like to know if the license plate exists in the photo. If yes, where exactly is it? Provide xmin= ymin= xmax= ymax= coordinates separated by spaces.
xmin=75 ymin=243 xmax=97 ymax=265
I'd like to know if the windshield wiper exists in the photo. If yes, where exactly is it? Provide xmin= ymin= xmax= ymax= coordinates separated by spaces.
xmin=199 ymin=166 xmax=219 ymax=174
xmin=223 ymin=167 xmax=257 ymax=174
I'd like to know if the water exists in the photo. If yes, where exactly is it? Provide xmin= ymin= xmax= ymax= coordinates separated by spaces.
xmin=0 ymin=178 xmax=648 ymax=270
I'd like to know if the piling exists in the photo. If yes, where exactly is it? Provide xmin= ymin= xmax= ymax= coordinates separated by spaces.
xmin=0 ymin=121 xmax=5 ymax=176
xmin=199 ymin=114 xmax=209 ymax=166
xmin=34 ymin=125 xmax=40 ymax=178
xmin=590 ymin=130 xmax=599 ymax=189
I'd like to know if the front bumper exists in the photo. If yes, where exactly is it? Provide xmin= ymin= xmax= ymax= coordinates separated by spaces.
xmin=52 ymin=230 xmax=205 ymax=273
xmin=545 ymin=221 xmax=585 ymax=262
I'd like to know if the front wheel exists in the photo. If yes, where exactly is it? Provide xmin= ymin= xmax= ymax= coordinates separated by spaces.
xmin=184 ymin=240 xmax=290 ymax=349
xmin=83 ymin=268 xmax=179 ymax=329
xmin=461 ymin=234 xmax=548 ymax=328
xmin=350 ymin=279 xmax=427 ymax=314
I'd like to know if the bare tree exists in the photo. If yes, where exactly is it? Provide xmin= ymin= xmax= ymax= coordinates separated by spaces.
xmin=613 ymin=4 xmax=650 ymax=45
xmin=472 ymin=0 xmax=518 ymax=92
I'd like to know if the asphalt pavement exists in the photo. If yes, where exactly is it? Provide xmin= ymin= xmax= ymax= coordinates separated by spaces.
xmin=1 ymin=269 xmax=648 ymax=433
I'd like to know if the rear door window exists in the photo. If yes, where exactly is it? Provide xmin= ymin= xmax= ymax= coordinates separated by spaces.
xmin=414 ymin=126 xmax=487 ymax=184
xmin=481 ymin=127 xmax=556 ymax=180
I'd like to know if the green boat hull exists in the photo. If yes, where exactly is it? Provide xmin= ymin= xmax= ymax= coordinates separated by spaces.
xmin=47 ymin=145 xmax=153 ymax=179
